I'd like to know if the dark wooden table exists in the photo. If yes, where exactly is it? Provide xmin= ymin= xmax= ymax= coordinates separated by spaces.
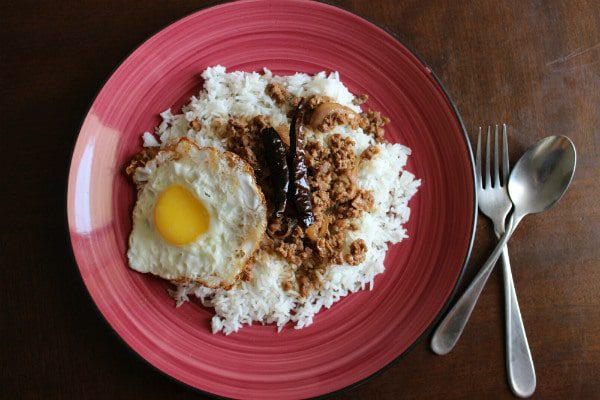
xmin=2 ymin=0 xmax=599 ymax=398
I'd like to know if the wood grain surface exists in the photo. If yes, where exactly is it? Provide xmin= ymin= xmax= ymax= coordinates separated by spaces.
xmin=1 ymin=0 xmax=598 ymax=398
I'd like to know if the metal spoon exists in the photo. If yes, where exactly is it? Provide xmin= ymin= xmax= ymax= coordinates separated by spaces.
xmin=431 ymin=136 xmax=576 ymax=392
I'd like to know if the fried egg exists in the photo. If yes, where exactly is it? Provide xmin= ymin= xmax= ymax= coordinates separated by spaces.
xmin=127 ymin=140 xmax=267 ymax=288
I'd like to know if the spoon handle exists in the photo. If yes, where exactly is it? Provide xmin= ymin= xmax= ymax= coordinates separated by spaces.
xmin=502 ymin=247 xmax=536 ymax=398
xmin=431 ymin=215 xmax=516 ymax=355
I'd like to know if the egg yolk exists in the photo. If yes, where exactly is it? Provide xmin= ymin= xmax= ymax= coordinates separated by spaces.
xmin=154 ymin=184 xmax=210 ymax=245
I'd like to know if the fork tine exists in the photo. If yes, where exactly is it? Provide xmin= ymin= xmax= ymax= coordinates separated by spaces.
xmin=485 ymin=126 xmax=491 ymax=188
xmin=493 ymin=125 xmax=500 ymax=187
xmin=502 ymin=124 xmax=509 ymax=185
xmin=476 ymin=127 xmax=482 ymax=188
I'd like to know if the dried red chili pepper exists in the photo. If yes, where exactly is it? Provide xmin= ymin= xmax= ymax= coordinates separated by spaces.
xmin=262 ymin=127 xmax=289 ymax=220
xmin=289 ymin=99 xmax=315 ymax=228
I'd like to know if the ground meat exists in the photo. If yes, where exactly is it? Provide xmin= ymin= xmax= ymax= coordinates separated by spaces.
xmin=282 ymin=280 xmax=293 ymax=291
xmin=125 ymin=148 xmax=159 ymax=178
xmin=361 ymin=109 xmax=390 ymax=142
xmin=225 ymin=115 xmax=272 ymax=198
xmin=344 ymin=239 xmax=367 ymax=265
xmin=266 ymin=83 xmax=291 ymax=106
xmin=351 ymin=190 xmax=374 ymax=212
xmin=274 ymin=226 xmax=305 ymax=267
xmin=334 ymin=204 xmax=359 ymax=219
xmin=360 ymin=145 xmax=380 ymax=160
xmin=316 ymin=110 xmax=361 ymax=133
xmin=298 ymin=275 xmax=311 ymax=297
xmin=352 ymin=94 xmax=369 ymax=105
xmin=266 ymin=132 xmax=373 ymax=296
xmin=330 ymin=175 xmax=357 ymax=203
xmin=328 ymin=134 xmax=357 ymax=172
xmin=190 ymin=119 xmax=202 ymax=132
xmin=314 ymin=231 xmax=345 ymax=265
xmin=265 ymin=83 xmax=303 ymax=113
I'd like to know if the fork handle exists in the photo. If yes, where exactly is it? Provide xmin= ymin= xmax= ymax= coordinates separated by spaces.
xmin=501 ymin=245 xmax=536 ymax=397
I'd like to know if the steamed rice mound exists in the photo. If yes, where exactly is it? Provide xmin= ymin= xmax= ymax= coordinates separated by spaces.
xmin=135 ymin=66 xmax=421 ymax=334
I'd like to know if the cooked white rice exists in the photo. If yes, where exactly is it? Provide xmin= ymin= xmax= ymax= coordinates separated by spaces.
xmin=138 ymin=66 xmax=421 ymax=334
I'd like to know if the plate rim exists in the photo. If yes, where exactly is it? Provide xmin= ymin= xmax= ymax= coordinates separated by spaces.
xmin=64 ymin=0 xmax=477 ymax=398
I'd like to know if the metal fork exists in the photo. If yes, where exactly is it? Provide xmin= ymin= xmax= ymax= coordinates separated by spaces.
xmin=431 ymin=125 xmax=536 ymax=397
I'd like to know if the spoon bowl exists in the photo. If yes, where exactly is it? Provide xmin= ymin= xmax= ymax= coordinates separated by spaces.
xmin=509 ymin=136 xmax=576 ymax=219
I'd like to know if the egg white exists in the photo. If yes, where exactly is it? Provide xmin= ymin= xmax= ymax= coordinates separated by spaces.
xmin=127 ymin=142 xmax=267 ymax=288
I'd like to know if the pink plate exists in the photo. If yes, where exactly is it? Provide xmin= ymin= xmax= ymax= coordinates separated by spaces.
xmin=67 ymin=1 xmax=475 ymax=398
